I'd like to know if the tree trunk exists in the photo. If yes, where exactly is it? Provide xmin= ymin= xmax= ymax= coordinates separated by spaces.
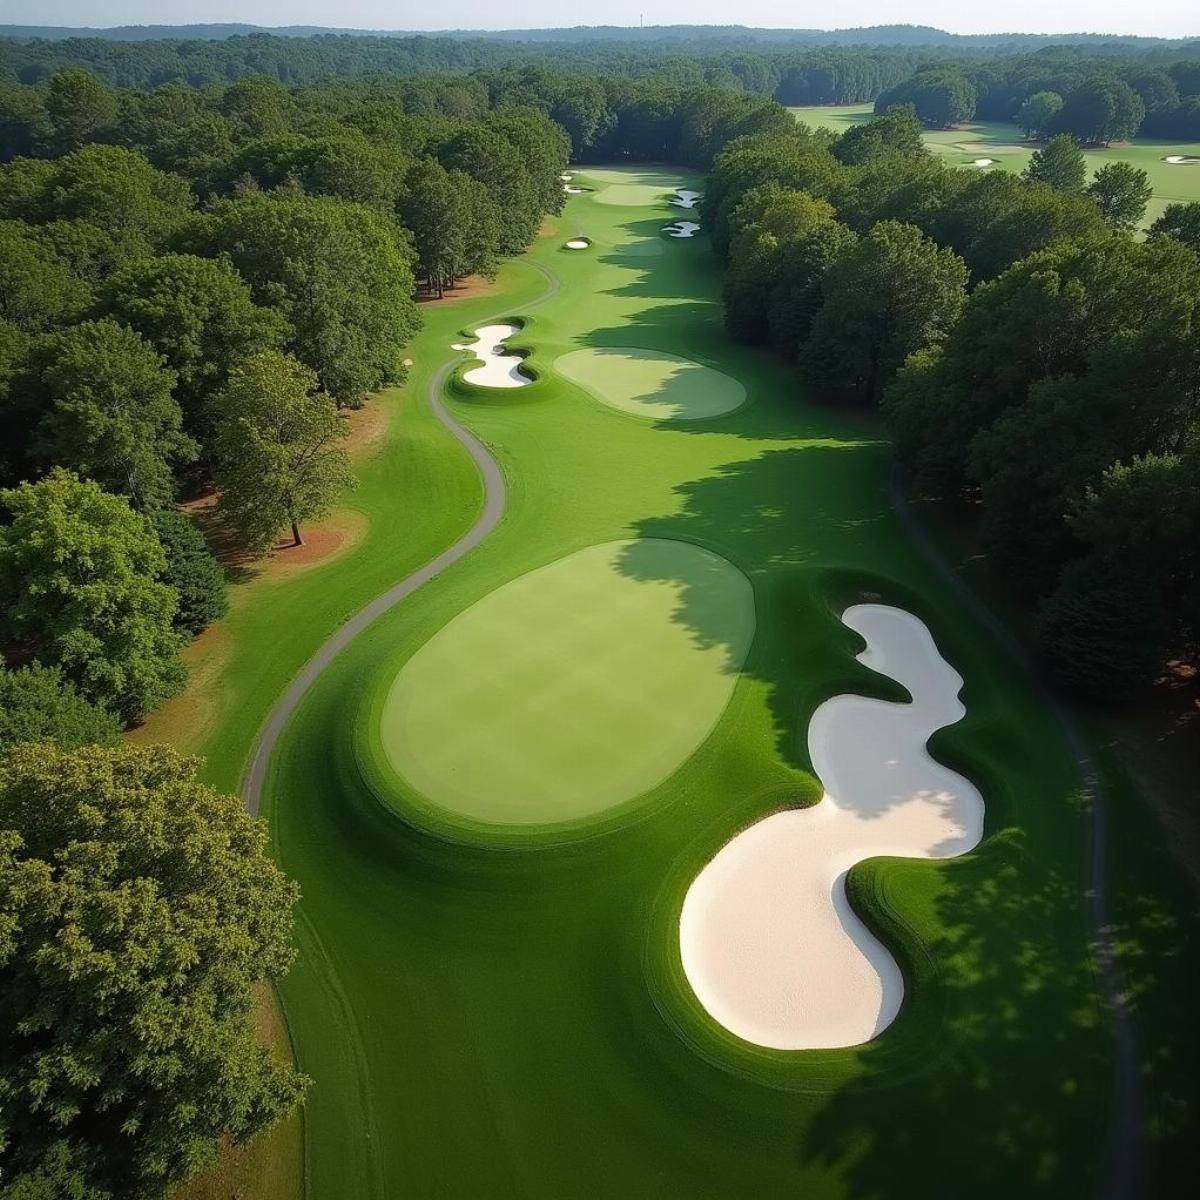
xmin=291 ymin=520 xmax=303 ymax=547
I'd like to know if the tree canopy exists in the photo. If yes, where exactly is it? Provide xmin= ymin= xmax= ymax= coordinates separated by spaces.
xmin=0 ymin=742 xmax=305 ymax=1198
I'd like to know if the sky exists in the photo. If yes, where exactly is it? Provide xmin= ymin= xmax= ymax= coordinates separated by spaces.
xmin=0 ymin=2 xmax=1196 ymax=39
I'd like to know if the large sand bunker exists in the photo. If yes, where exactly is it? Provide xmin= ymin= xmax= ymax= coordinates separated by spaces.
xmin=663 ymin=221 xmax=700 ymax=238
xmin=673 ymin=189 xmax=702 ymax=209
xmin=564 ymin=238 xmax=591 ymax=250
xmin=379 ymin=539 xmax=754 ymax=827
xmin=680 ymin=604 xmax=985 ymax=1050
xmin=451 ymin=324 xmax=531 ymax=388
xmin=556 ymin=347 xmax=745 ymax=421
xmin=1164 ymin=155 xmax=1200 ymax=164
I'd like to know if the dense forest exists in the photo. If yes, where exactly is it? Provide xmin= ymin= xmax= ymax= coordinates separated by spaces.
xmin=3 ymin=28 xmax=1200 ymax=135
xmin=709 ymin=104 xmax=1200 ymax=695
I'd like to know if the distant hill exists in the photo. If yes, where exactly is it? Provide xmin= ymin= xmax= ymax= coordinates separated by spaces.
xmin=0 ymin=23 xmax=1194 ymax=48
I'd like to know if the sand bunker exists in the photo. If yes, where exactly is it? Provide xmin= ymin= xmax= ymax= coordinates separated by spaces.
xmin=556 ymin=347 xmax=745 ymax=421
xmin=560 ymin=172 xmax=573 ymax=181
xmin=663 ymin=221 xmax=700 ymax=238
xmin=564 ymin=238 xmax=591 ymax=250
xmin=1164 ymin=155 xmax=1200 ymax=164
xmin=680 ymin=604 xmax=985 ymax=1050
xmin=673 ymin=189 xmax=702 ymax=209
xmin=970 ymin=157 xmax=996 ymax=167
xmin=379 ymin=539 xmax=754 ymax=827
xmin=451 ymin=323 xmax=531 ymax=388
xmin=564 ymin=185 xmax=592 ymax=195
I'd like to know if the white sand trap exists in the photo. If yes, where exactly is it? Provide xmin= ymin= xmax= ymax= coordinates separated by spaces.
xmin=560 ymin=172 xmax=573 ymax=181
xmin=672 ymin=189 xmax=702 ymax=209
xmin=663 ymin=221 xmax=700 ymax=238
xmin=971 ymin=157 xmax=996 ymax=167
xmin=564 ymin=238 xmax=590 ymax=250
xmin=680 ymin=604 xmax=985 ymax=1050
xmin=564 ymin=185 xmax=591 ymax=194
xmin=451 ymin=323 xmax=531 ymax=388
xmin=1164 ymin=155 xmax=1200 ymax=164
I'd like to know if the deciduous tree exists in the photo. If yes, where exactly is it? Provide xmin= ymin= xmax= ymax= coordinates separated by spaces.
xmin=209 ymin=351 xmax=352 ymax=554
xmin=0 ymin=741 xmax=305 ymax=1198
xmin=0 ymin=470 xmax=185 ymax=720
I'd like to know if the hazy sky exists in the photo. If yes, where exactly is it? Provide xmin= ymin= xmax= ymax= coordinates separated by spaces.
xmin=0 ymin=2 xmax=1196 ymax=39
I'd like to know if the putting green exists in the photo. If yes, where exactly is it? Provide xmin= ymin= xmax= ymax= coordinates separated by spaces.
xmin=595 ymin=183 xmax=676 ymax=206
xmin=378 ymin=538 xmax=754 ymax=826
xmin=556 ymin=347 xmax=746 ymax=420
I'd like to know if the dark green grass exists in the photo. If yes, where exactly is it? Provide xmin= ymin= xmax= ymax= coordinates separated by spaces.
xmin=228 ymin=166 xmax=1200 ymax=1197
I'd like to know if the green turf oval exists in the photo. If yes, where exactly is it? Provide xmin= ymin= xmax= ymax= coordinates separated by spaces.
xmin=378 ymin=538 xmax=754 ymax=827
xmin=556 ymin=347 xmax=746 ymax=421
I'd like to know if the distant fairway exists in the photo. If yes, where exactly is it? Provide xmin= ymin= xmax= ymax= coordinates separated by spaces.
xmin=378 ymin=539 xmax=754 ymax=827
xmin=789 ymin=104 xmax=1200 ymax=227
xmin=556 ymin=347 xmax=746 ymax=420
xmin=590 ymin=166 xmax=684 ymax=206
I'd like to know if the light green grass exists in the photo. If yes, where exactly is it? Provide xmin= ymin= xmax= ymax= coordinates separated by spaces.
xmin=154 ymin=164 xmax=1198 ymax=1198
xmin=375 ymin=538 xmax=753 ymax=828
xmin=556 ymin=346 xmax=746 ymax=420
xmin=790 ymin=104 xmax=1200 ymax=227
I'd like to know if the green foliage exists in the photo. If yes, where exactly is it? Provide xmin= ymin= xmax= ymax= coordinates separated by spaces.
xmin=210 ymin=351 xmax=353 ymax=555
xmin=0 ymin=221 xmax=90 ymax=333
xmin=0 ymin=741 xmax=305 ymax=1198
xmin=1036 ymin=554 xmax=1166 ymax=696
xmin=1016 ymin=91 xmax=1063 ymax=139
xmin=0 ymin=470 xmax=185 ymax=721
xmin=399 ymin=160 xmax=500 ymax=297
xmin=1085 ymin=161 xmax=1153 ymax=231
xmin=803 ymin=220 xmax=968 ymax=403
xmin=179 ymin=192 xmax=418 ymax=405
xmin=95 ymin=253 xmax=288 ymax=438
xmin=834 ymin=105 xmax=925 ymax=165
xmin=1051 ymin=78 xmax=1145 ymax=145
xmin=151 ymin=509 xmax=228 ymax=637
xmin=43 ymin=68 xmax=116 ymax=153
xmin=25 ymin=319 xmax=194 ymax=510
xmin=875 ymin=68 xmax=976 ymax=128
xmin=1148 ymin=201 xmax=1200 ymax=252
xmin=1023 ymin=134 xmax=1086 ymax=192
xmin=0 ymin=660 xmax=122 ymax=755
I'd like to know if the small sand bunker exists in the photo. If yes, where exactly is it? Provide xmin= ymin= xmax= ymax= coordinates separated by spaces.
xmin=680 ymin=604 xmax=985 ymax=1050
xmin=451 ymin=323 xmax=531 ymax=388
xmin=663 ymin=221 xmax=700 ymax=238
xmin=970 ymin=157 xmax=996 ymax=167
xmin=564 ymin=238 xmax=591 ymax=250
xmin=1164 ymin=155 xmax=1200 ymax=164
xmin=672 ymin=189 xmax=702 ymax=209
xmin=564 ymin=185 xmax=592 ymax=195
xmin=560 ymin=172 xmax=573 ymax=181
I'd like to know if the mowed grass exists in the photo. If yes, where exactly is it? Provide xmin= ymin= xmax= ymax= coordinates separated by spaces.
xmin=373 ymin=538 xmax=754 ymax=830
xmin=141 ymin=163 xmax=1199 ymax=1198
xmin=555 ymin=346 xmax=746 ymax=420
xmin=244 ymin=165 xmax=1199 ymax=1197
xmin=789 ymin=103 xmax=1200 ymax=227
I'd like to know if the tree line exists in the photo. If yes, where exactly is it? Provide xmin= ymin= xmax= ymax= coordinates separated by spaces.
xmin=710 ymin=104 xmax=1200 ymax=697
xmin=875 ymin=51 xmax=1200 ymax=141
xmin=6 ymin=29 xmax=1200 ymax=137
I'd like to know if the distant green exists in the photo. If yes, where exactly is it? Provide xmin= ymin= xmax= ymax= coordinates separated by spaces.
xmin=789 ymin=104 xmax=1200 ymax=227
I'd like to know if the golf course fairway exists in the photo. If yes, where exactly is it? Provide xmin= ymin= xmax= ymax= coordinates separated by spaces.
xmin=171 ymin=164 xmax=1200 ymax=1197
